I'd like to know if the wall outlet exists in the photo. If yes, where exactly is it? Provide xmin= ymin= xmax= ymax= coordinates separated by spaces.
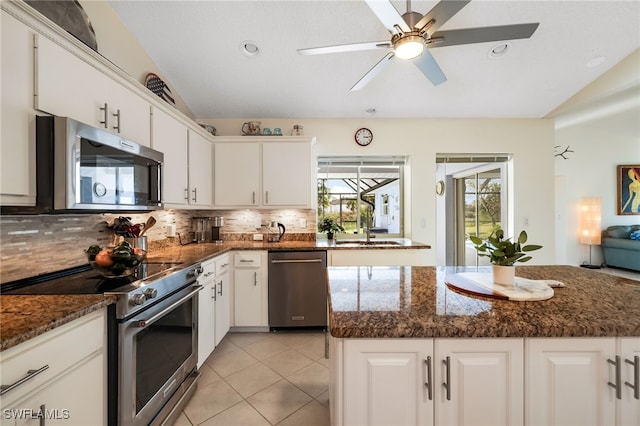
xmin=253 ymin=233 xmax=264 ymax=241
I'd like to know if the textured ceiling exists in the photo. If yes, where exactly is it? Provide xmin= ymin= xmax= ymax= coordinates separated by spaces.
xmin=109 ymin=0 xmax=640 ymax=120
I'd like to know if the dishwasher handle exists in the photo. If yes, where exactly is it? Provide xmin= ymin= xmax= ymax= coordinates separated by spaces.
xmin=270 ymin=259 xmax=324 ymax=264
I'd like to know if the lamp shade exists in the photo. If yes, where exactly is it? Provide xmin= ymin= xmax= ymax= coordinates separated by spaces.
xmin=578 ymin=197 xmax=602 ymax=245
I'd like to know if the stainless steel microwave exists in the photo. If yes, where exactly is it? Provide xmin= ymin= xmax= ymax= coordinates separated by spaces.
xmin=2 ymin=116 xmax=163 ymax=214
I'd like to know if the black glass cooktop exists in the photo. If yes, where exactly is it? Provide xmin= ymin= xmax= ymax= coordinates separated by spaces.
xmin=2 ymin=262 xmax=183 ymax=295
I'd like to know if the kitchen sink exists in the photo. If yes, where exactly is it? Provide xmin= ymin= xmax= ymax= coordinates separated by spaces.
xmin=334 ymin=240 xmax=402 ymax=247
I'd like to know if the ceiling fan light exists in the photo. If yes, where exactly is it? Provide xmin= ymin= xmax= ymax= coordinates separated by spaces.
xmin=394 ymin=35 xmax=425 ymax=60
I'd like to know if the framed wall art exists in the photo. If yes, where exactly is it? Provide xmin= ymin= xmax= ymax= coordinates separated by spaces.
xmin=617 ymin=165 xmax=640 ymax=215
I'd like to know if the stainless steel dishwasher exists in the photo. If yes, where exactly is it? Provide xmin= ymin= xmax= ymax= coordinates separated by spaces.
xmin=268 ymin=251 xmax=327 ymax=329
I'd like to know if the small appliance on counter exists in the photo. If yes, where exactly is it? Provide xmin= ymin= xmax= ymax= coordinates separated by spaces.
xmin=191 ymin=217 xmax=211 ymax=243
xmin=266 ymin=222 xmax=286 ymax=242
xmin=211 ymin=216 xmax=224 ymax=243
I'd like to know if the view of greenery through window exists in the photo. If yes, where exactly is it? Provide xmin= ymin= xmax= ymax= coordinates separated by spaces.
xmin=464 ymin=170 xmax=502 ymax=241
xmin=317 ymin=159 xmax=403 ymax=237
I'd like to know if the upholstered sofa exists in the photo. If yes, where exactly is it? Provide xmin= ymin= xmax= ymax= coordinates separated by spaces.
xmin=601 ymin=225 xmax=640 ymax=272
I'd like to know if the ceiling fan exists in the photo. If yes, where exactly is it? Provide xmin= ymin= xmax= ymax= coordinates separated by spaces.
xmin=298 ymin=0 xmax=539 ymax=90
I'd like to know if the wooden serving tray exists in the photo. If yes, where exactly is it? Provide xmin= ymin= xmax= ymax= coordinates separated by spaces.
xmin=445 ymin=272 xmax=555 ymax=301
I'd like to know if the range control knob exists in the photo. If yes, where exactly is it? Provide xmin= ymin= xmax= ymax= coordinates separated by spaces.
xmin=143 ymin=288 xmax=158 ymax=299
xmin=187 ymin=266 xmax=203 ymax=279
xmin=130 ymin=293 xmax=146 ymax=306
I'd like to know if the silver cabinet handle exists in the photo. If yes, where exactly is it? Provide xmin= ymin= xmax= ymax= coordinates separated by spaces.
xmin=239 ymin=259 xmax=255 ymax=264
xmin=265 ymin=190 xmax=269 ymax=204
xmin=112 ymin=109 xmax=121 ymax=133
xmin=608 ymin=356 xmax=622 ymax=399
xmin=184 ymin=188 xmax=189 ymax=200
xmin=212 ymin=283 xmax=217 ymax=301
xmin=254 ymin=271 xmax=257 ymax=286
xmin=424 ymin=356 xmax=433 ymax=401
xmin=625 ymin=356 xmax=639 ymax=400
xmin=0 ymin=365 xmax=49 ymax=395
xmin=442 ymin=356 xmax=451 ymax=401
xmin=252 ymin=191 xmax=256 ymax=204
xmin=99 ymin=102 xmax=108 ymax=128
xmin=217 ymin=280 xmax=223 ymax=296
xmin=192 ymin=188 xmax=197 ymax=202
xmin=271 ymin=259 xmax=323 ymax=264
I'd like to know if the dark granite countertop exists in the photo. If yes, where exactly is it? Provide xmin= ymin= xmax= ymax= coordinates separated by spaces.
xmin=0 ymin=238 xmax=429 ymax=352
xmin=328 ymin=265 xmax=640 ymax=339
xmin=0 ymin=295 xmax=115 ymax=351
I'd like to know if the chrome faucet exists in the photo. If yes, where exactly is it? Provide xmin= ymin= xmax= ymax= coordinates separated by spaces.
xmin=365 ymin=205 xmax=375 ymax=243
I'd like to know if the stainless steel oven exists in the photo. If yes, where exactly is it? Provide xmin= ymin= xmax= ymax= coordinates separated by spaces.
xmin=112 ymin=264 xmax=203 ymax=426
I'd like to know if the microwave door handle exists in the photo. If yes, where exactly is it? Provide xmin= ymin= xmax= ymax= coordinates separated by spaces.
xmin=148 ymin=162 xmax=162 ymax=204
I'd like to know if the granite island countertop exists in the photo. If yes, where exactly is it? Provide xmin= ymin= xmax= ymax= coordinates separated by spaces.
xmin=328 ymin=265 xmax=640 ymax=338
xmin=1 ymin=238 xmax=429 ymax=351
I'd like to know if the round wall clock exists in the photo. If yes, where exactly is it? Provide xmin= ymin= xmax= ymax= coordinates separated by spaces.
xmin=354 ymin=128 xmax=373 ymax=146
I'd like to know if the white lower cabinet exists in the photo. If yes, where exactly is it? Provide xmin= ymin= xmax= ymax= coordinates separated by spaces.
xmin=620 ymin=337 xmax=640 ymax=426
xmin=214 ymin=255 xmax=232 ymax=346
xmin=232 ymin=251 xmax=268 ymax=328
xmin=337 ymin=337 xmax=523 ymax=426
xmin=527 ymin=337 xmax=640 ymax=426
xmin=0 ymin=309 xmax=106 ymax=426
xmin=198 ymin=254 xmax=232 ymax=367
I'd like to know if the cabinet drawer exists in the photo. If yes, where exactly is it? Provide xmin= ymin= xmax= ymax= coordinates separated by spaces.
xmin=234 ymin=252 xmax=261 ymax=268
xmin=200 ymin=258 xmax=216 ymax=280
xmin=0 ymin=310 xmax=105 ymax=404
xmin=215 ymin=255 xmax=231 ymax=275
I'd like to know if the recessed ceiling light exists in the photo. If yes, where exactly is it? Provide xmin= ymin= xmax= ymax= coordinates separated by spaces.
xmin=488 ymin=42 xmax=511 ymax=58
xmin=586 ymin=56 xmax=606 ymax=68
xmin=240 ymin=41 xmax=259 ymax=57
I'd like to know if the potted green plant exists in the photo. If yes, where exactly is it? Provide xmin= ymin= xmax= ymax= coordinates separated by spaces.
xmin=318 ymin=217 xmax=344 ymax=240
xmin=469 ymin=227 xmax=542 ymax=285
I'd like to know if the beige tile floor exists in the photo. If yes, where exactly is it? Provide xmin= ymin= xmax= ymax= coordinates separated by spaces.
xmin=172 ymin=331 xmax=330 ymax=426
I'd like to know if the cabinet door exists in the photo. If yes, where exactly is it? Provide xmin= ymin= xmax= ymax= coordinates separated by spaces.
xmin=151 ymin=107 xmax=188 ymax=205
xmin=1 ymin=11 xmax=35 ymax=203
xmin=214 ymin=270 xmax=231 ymax=346
xmin=197 ymin=261 xmax=216 ymax=369
xmin=36 ymin=35 xmax=107 ymax=128
xmin=435 ymin=338 xmax=523 ymax=426
xmin=5 ymin=352 xmax=105 ymax=426
xmin=262 ymin=142 xmax=311 ymax=207
xmin=187 ymin=130 xmax=213 ymax=206
xmin=234 ymin=269 xmax=262 ymax=326
xmin=526 ymin=337 xmax=616 ymax=426
xmin=343 ymin=339 xmax=433 ymax=426
xmin=620 ymin=337 xmax=640 ymax=426
xmin=106 ymin=78 xmax=151 ymax=146
xmin=213 ymin=143 xmax=260 ymax=207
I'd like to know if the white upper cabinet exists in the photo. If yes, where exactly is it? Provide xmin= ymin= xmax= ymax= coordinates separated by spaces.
xmin=213 ymin=137 xmax=314 ymax=209
xmin=35 ymin=35 xmax=151 ymax=146
xmin=213 ymin=142 xmax=261 ymax=207
xmin=151 ymin=106 xmax=189 ymax=206
xmin=262 ymin=142 xmax=312 ymax=207
xmin=1 ymin=10 xmax=35 ymax=204
xmin=187 ymin=130 xmax=213 ymax=206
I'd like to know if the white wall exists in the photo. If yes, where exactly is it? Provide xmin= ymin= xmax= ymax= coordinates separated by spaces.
xmin=551 ymin=49 xmax=640 ymax=267
xmin=207 ymin=119 xmax=556 ymax=266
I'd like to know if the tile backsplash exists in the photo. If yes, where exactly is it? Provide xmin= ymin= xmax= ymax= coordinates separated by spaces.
xmin=0 ymin=209 xmax=317 ymax=283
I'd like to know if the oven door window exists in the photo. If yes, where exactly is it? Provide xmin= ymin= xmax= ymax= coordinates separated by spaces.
xmin=135 ymin=298 xmax=194 ymax=413
xmin=79 ymin=138 xmax=153 ymax=206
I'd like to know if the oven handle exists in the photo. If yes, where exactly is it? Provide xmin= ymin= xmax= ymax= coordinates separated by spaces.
xmin=132 ymin=285 xmax=203 ymax=328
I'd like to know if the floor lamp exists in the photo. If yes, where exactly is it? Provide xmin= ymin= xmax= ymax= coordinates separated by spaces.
xmin=578 ymin=197 xmax=602 ymax=269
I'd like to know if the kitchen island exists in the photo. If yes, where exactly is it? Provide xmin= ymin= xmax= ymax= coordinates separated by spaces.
xmin=327 ymin=265 xmax=640 ymax=426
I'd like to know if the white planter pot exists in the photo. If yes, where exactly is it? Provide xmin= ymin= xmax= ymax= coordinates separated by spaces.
xmin=492 ymin=265 xmax=515 ymax=285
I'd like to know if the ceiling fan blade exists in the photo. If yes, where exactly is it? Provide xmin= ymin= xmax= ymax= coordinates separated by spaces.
xmin=351 ymin=52 xmax=395 ymax=91
xmin=413 ymin=50 xmax=447 ymax=86
xmin=429 ymin=23 xmax=540 ymax=48
xmin=415 ymin=0 xmax=470 ymax=33
xmin=365 ymin=0 xmax=410 ymax=34
xmin=298 ymin=41 xmax=391 ymax=56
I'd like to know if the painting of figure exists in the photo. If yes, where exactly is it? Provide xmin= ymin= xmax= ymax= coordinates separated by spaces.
xmin=618 ymin=165 xmax=640 ymax=215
